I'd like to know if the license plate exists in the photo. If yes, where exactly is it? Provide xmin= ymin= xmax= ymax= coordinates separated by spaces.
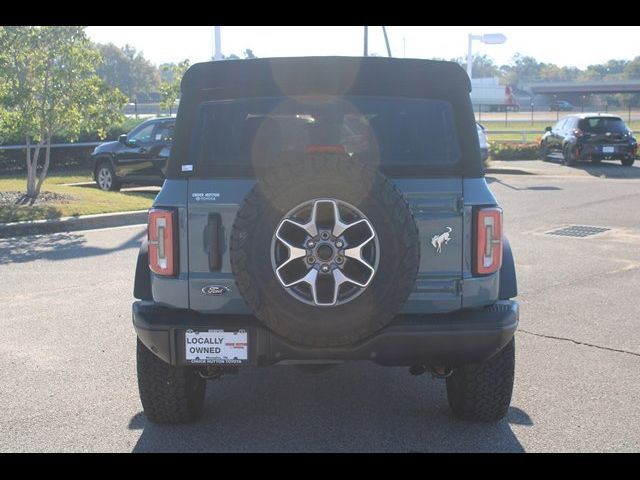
xmin=185 ymin=329 xmax=248 ymax=364
xmin=602 ymin=146 xmax=615 ymax=153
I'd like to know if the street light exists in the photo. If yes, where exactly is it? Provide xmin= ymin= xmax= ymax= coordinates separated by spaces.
xmin=467 ymin=33 xmax=506 ymax=79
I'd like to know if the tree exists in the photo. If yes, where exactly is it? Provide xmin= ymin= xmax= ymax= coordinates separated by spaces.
xmin=500 ymin=54 xmax=542 ymax=86
xmin=623 ymin=57 xmax=640 ymax=79
xmin=220 ymin=50 xmax=258 ymax=61
xmin=0 ymin=26 xmax=127 ymax=205
xmin=160 ymin=59 xmax=190 ymax=115
xmin=452 ymin=54 xmax=499 ymax=78
xmin=95 ymin=43 xmax=160 ymax=102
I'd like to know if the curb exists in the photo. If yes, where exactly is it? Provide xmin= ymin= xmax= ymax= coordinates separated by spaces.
xmin=485 ymin=167 xmax=536 ymax=175
xmin=0 ymin=210 xmax=148 ymax=239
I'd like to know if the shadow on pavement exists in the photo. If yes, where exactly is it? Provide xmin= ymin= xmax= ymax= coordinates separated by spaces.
xmin=67 ymin=182 xmax=161 ymax=195
xmin=129 ymin=363 xmax=529 ymax=452
xmin=542 ymin=157 xmax=640 ymax=179
xmin=487 ymin=176 xmax=563 ymax=192
xmin=0 ymin=228 xmax=145 ymax=265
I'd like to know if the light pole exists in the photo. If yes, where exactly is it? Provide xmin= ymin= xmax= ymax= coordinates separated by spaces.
xmin=214 ymin=26 xmax=222 ymax=61
xmin=467 ymin=33 xmax=506 ymax=79
xmin=530 ymin=98 xmax=534 ymax=126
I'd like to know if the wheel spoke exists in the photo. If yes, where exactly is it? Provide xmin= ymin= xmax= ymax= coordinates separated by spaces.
xmin=339 ymin=255 xmax=375 ymax=287
xmin=343 ymin=220 xmax=375 ymax=255
xmin=331 ymin=268 xmax=351 ymax=303
xmin=293 ymin=201 xmax=322 ymax=237
xmin=342 ymin=220 xmax=376 ymax=287
xmin=276 ymin=220 xmax=311 ymax=252
xmin=281 ymin=267 xmax=317 ymax=292
xmin=331 ymin=201 xmax=351 ymax=237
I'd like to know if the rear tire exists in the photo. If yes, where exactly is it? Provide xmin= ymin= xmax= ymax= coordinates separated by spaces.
xmin=446 ymin=338 xmax=515 ymax=422
xmin=539 ymin=142 xmax=549 ymax=161
xmin=136 ymin=338 xmax=206 ymax=424
xmin=621 ymin=157 xmax=635 ymax=166
xmin=562 ymin=146 xmax=577 ymax=166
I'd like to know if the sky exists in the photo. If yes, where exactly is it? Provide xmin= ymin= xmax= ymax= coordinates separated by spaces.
xmin=86 ymin=26 xmax=639 ymax=70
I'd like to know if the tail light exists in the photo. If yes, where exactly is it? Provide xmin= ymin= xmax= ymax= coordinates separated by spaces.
xmin=148 ymin=208 xmax=177 ymax=276
xmin=474 ymin=207 xmax=502 ymax=275
xmin=573 ymin=128 xmax=584 ymax=138
xmin=304 ymin=145 xmax=346 ymax=154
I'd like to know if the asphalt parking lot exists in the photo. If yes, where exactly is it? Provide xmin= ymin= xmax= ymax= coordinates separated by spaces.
xmin=1 ymin=160 xmax=639 ymax=452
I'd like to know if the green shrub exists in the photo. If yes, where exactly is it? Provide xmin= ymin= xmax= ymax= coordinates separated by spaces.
xmin=0 ymin=117 xmax=151 ymax=174
xmin=489 ymin=142 xmax=539 ymax=160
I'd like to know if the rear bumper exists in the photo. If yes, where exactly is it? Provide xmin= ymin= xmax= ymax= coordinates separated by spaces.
xmin=578 ymin=143 xmax=636 ymax=159
xmin=133 ymin=300 xmax=518 ymax=367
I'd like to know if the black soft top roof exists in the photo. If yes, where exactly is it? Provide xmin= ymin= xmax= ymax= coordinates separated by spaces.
xmin=168 ymin=57 xmax=482 ymax=178
xmin=180 ymin=56 xmax=471 ymax=99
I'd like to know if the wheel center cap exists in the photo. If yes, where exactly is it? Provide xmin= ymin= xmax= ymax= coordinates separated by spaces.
xmin=316 ymin=244 xmax=334 ymax=261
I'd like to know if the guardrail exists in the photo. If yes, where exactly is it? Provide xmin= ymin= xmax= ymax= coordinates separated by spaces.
xmin=0 ymin=142 xmax=101 ymax=152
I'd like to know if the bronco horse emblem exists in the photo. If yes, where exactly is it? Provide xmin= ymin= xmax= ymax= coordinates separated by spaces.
xmin=431 ymin=227 xmax=452 ymax=254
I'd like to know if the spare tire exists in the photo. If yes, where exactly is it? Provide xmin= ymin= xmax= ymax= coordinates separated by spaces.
xmin=230 ymin=154 xmax=419 ymax=347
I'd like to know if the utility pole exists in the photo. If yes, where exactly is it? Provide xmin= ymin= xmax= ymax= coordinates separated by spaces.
xmin=364 ymin=26 xmax=368 ymax=57
xmin=214 ymin=26 xmax=222 ymax=61
xmin=382 ymin=26 xmax=392 ymax=57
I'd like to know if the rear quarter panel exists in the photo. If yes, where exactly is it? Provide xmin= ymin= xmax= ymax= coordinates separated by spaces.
xmin=461 ymin=178 xmax=500 ymax=307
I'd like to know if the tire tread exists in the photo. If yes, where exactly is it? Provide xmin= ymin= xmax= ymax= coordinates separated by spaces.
xmin=446 ymin=338 xmax=515 ymax=422
xmin=136 ymin=338 xmax=206 ymax=424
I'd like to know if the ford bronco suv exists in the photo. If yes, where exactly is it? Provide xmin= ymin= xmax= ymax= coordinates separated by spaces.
xmin=132 ymin=57 xmax=519 ymax=425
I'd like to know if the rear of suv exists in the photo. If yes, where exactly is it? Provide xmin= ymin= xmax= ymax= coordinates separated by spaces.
xmin=540 ymin=113 xmax=637 ymax=166
xmin=132 ymin=57 xmax=519 ymax=425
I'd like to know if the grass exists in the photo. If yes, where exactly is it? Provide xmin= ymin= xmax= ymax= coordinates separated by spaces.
xmin=0 ymin=171 xmax=155 ymax=223
xmin=480 ymin=120 xmax=640 ymax=143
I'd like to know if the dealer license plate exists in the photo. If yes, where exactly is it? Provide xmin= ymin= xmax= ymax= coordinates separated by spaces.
xmin=602 ymin=146 xmax=615 ymax=153
xmin=185 ymin=329 xmax=248 ymax=364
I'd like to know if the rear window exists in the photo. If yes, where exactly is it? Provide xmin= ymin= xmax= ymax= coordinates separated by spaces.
xmin=191 ymin=96 xmax=461 ymax=173
xmin=578 ymin=117 xmax=628 ymax=134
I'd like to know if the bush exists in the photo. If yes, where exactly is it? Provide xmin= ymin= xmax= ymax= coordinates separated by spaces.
xmin=0 ymin=117 xmax=147 ymax=174
xmin=489 ymin=142 xmax=539 ymax=160
xmin=0 ymin=146 xmax=94 ymax=175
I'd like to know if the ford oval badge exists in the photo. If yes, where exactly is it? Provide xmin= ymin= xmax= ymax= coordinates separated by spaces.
xmin=202 ymin=285 xmax=230 ymax=296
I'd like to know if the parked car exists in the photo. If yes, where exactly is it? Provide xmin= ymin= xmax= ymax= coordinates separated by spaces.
xmin=90 ymin=117 xmax=175 ymax=191
xmin=539 ymin=113 xmax=637 ymax=166
xmin=132 ymin=57 xmax=519 ymax=425
xmin=549 ymin=100 xmax=574 ymax=111
xmin=477 ymin=122 xmax=489 ymax=162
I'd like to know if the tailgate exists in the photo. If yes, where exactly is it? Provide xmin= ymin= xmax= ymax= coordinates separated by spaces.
xmin=396 ymin=178 xmax=464 ymax=314
xmin=187 ymin=178 xmax=255 ymax=314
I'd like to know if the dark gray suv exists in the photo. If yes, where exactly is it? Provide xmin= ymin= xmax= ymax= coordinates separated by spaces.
xmin=132 ymin=57 xmax=519 ymax=424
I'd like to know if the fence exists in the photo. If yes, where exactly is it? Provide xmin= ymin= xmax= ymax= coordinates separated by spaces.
xmin=475 ymin=104 xmax=640 ymax=127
